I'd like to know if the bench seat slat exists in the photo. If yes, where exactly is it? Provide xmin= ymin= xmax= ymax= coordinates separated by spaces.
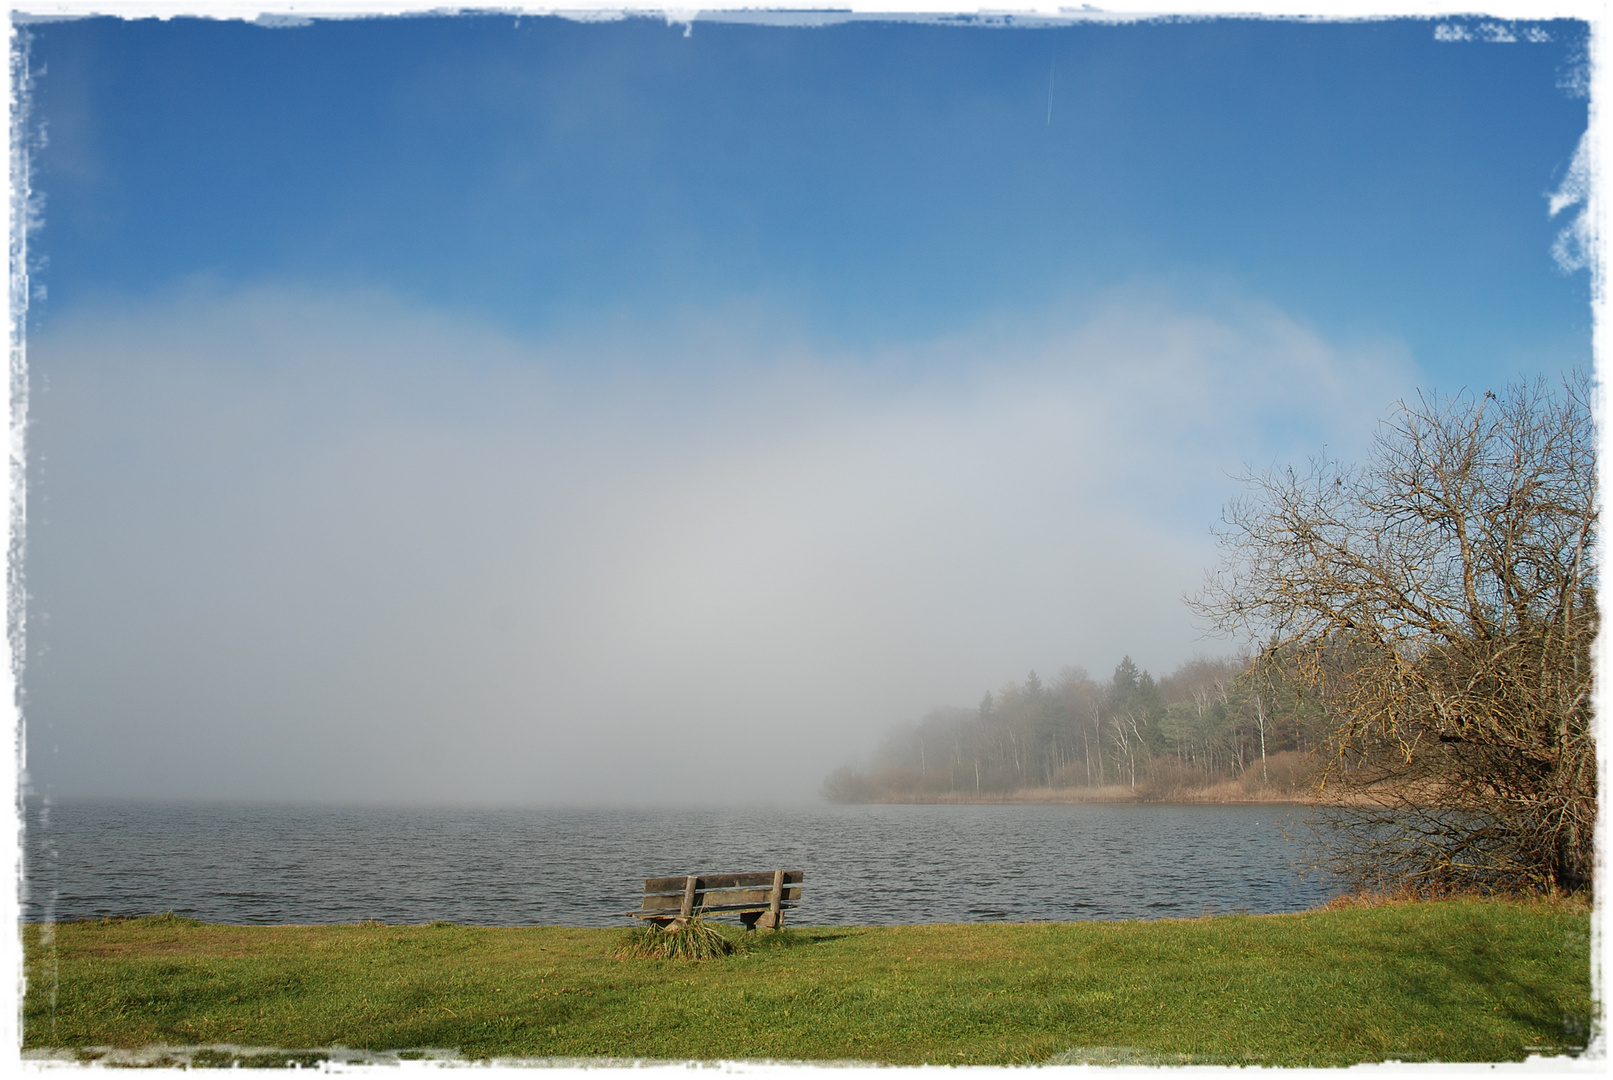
xmin=643 ymin=871 xmax=803 ymax=892
xmin=638 ymin=887 xmax=801 ymax=911
xmin=633 ymin=903 xmax=798 ymax=918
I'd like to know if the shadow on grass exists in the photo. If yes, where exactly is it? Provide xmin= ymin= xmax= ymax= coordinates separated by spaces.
xmin=732 ymin=928 xmax=860 ymax=954
xmin=1373 ymin=914 xmax=1590 ymax=1059
xmin=1444 ymin=941 xmax=1591 ymax=1055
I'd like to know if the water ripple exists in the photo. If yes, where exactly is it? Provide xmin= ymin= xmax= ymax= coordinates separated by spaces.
xmin=23 ymin=801 xmax=1333 ymax=926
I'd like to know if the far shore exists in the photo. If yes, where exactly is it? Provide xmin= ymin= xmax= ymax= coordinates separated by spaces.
xmin=836 ymin=781 xmax=1330 ymax=807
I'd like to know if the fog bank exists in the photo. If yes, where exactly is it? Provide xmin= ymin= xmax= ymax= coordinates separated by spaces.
xmin=22 ymin=285 xmax=1414 ymax=804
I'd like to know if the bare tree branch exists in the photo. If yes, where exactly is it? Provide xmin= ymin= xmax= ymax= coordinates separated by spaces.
xmin=1191 ymin=375 xmax=1597 ymax=894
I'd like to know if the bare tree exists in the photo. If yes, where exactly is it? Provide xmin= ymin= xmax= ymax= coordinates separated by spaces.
xmin=1194 ymin=377 xmax=1597 ymax=893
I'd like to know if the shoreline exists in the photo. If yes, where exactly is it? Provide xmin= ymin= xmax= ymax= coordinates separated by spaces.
xmin=832 ymin=784 xmax=1322 ymax=807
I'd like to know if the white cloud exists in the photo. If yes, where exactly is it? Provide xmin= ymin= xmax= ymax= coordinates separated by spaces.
xmin=1548 ymin=130 xmax=1594 ymax=275
xmin=22 ymin=284 xmax=1417 ymax=805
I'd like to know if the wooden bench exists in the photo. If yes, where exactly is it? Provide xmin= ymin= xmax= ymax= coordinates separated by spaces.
xmin=631 ymin=870 xmax=803 ymax=931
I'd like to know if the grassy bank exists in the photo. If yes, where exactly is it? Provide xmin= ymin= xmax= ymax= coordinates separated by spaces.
xmin=23 ymin=899 xmax=1592 ymax=1066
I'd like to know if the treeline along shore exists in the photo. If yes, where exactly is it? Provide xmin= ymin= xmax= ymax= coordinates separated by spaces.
xmin=824 ymin=655 xmax=1324 ymax=805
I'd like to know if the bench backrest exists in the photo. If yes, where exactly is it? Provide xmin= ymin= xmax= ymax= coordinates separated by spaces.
xmin=640 ymin=870 xmax=804 ymax=918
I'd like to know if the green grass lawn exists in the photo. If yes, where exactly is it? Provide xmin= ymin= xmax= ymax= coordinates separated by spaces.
xmin=23 ymin=898 xmax=1592 ymax=1066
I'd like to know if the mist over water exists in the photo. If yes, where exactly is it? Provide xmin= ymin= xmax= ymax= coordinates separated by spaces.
xmin=19 ymin=15 xmax=1585 ymax=824
xmin=22 ymin=287 xmax=1413 ymax=807
xmin=25 ymin=800 xmax=1334 ymax=926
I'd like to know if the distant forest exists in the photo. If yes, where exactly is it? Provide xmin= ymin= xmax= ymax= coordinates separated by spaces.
xmin=823 ymin=656 xmax=1326 ymax=803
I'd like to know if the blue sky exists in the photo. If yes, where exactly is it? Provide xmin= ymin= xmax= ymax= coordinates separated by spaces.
xmin=21 ymin=14 xmax=1594 ymax=804
xmin=33 ymin=15 xmax=1589 ymax=373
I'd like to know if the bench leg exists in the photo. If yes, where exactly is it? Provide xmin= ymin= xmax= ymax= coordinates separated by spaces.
xmin=757 ymin=910 xmax=783 ymax=930
xmin=764 ymin=869 xmax=786 ymax=930
xmin=739 ymin=911 xmax=762 ymax=933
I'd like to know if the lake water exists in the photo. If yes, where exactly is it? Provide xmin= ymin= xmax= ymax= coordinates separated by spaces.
xmin=22 ymin=800 xmax=1335 ymax=926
